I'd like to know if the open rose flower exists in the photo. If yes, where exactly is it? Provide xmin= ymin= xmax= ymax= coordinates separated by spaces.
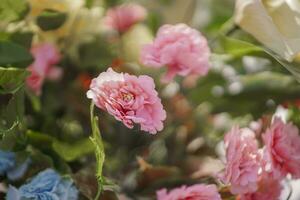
xmin=141 ymin=24 xmax=210 ymax=82
xmin=26 ymin=43 xmax=62 ymax=95
xmin=156 ymin=184 xmax=221 ymax=200
xmin=219 ymin=127 xmax=261 ymax=194
xmin=262 ymin=117 xmax=300 ymax=179
xmin=86 ymin=68 xmax=166 ymax=134
xmin=104 ymin=3 xmax=147 ymax=33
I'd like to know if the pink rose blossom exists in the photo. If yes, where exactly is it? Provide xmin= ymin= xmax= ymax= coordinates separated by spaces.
xmin=141 ymin=24 xmax=210 ymax=82
xmin=104 ymin=3 xmax=147 ymax=32
xmin=219 ymin=127 xmax=261 ymax=195
xmin=26 ymin=43 xmax=62 ymax=95
xmin=86 ymin=68 xmax=166 ymax=134
xmin=156 ymin=184 xmax=221 ymax=200
xmin=238 ymin=174 xmax=282 ymax=200
xmin=262 ymin=117 xmax=300 ymax=179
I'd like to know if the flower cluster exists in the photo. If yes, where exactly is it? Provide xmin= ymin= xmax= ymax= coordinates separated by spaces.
xmin=87 ymin=68 xmax=166 ymax=134
xmin=7 ymin=169 xmax=78 ymax=200
xmin=219 ymin=117 xmax=300 ymax=199
xmin=141 ymin=24 xmax=211 ymax=82
xmin=156 ymin=184 xmax=221 ymax=200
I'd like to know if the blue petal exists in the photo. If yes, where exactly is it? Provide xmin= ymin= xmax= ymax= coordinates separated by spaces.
xmin=7 ymin=158 xmax=31 ymax=181
xmin=55 ymin=178 xmax=79 ymax=200
xmin=19 ymin=169 xmax=61 ymax=196
xmin=0 ymin=150 xmax=16 ymax=175
xmin=6 ymin=186 xmax=21 ymax=200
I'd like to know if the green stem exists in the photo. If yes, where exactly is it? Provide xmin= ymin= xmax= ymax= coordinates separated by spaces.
xmin=94 ymin=183 xmax=102 ymax=200
xmin=90 ymin=103 xmax=105 ymax=200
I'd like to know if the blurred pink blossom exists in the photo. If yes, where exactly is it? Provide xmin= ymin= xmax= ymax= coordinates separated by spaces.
xmin=156 ymin=184 xmax=221 ymax=200
xmin=141 ymin=24 xmax=210 ymax=82
xmin=87 ymin=68 xmax=166 ymax=134
xmin=262 ymin=117 xmax=300 ymax=179
xmin=238 ymin=174 xmax=282 ymax=200
xmin=219 ymin=127 xmax=261 ymax=195
xmin=104 ymin=3 xmax=147 ymax=32
xmin=26 ymin=43 xmax=62 ymax=95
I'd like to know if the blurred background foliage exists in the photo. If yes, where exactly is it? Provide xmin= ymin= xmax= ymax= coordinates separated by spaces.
xmin=1 ymin=0 xmax=300 ymax=199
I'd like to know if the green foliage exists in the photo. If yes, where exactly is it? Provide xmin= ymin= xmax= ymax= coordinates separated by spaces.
xmin=36 ymin=9 xmax=67 ymax=31
xmin=220 ymin=36 xmax=264 ymax=58
xmin=189 ymin=71 xmax=300 ymax=118
xmin=0 ymin=67 xmax=29 ymax=94
xmin=26 ymin=130 xmax=95 ymax=161
xmin=0 ymin=87 xmax=25 ymax=138
xmin=76 ymin=36 xmax=116 ymax=69
xmin=0 ymin=41 xmax=32 ymax=67
xmin=52 ymin=138 xmax=94 ymax=162
xmin=10 ymin=32 xmax=34 ymax=49
xmin=265 ymin=51 xmax=300 ymax=83
xmin=0 ymin=0 xmax=28 ymax=22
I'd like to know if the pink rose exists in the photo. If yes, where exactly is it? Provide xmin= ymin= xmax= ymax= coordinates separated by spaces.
xmin=86 ymin=68 xmax=166 ymax=134
xmin=238 ymin=174 xmax=282 ymax=200
xmin=262 ymin=117 xmax=300 ymax=179
xmin=156 ymin=184 xmax=221 ymax=200
xmin=104 ymin=3 xmax=147 ymax=32
xmin=26 ymin=43 xmax=62 ymax=95
xmin=141 ymin=24 xmax=210 ymax=82
xmin=220 ymin=127 xmax=261 ymax=194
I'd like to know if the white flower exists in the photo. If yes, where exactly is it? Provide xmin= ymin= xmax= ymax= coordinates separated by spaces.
xmin=235 ymin=0 xmax=300 ymax=62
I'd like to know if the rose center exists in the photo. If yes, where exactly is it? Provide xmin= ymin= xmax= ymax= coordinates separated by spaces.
xmin=122 ymin=93 xmax=134 ymax=102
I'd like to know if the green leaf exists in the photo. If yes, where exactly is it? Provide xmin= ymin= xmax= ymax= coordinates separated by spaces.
xmin=0 ymin=0 xmax=29 ymax=22
xmin=10 ymin=32 xmax=34 ymax=49
xmin=0 ymin=87 xmax=25 ymax=138
xmin=52 ymin=138 xmax=94 ymax=162
xmin=26 ymin=130 xmax=54 ymax=149
xmin=262 ymin=49 xmax=300 ymax=83
xmin=220 ymin=36 xmax=264 ymax=58
xmin=0 ymin=67 xmax=29 ymax=94
xmin=90 ymin=103 xmax=105 ymax=197
xmin=0 ymin=41 xmax=32 ymax=67
xmin=36 ymin=9 xmax=67 ymax=31
xmin=26 ymin=130 xmax=94 ymax=161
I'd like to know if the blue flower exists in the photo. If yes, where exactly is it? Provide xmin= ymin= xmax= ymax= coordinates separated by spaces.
xmin=0 ymin=150 xmax=15 ymax=175
xmin=0 ymin=150 xmax=30 ymax=181
xmin=7 ymin=169 xmax=79 ymax=200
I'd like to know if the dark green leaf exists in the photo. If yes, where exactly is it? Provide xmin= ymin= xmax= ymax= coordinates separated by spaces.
xmin=0 ymin=41 xmax=32 ymax=67
xmin=36 ymin=9 xmax=67 ymax=31
xmin=10 ymin=32 xmax=34 ymax=49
